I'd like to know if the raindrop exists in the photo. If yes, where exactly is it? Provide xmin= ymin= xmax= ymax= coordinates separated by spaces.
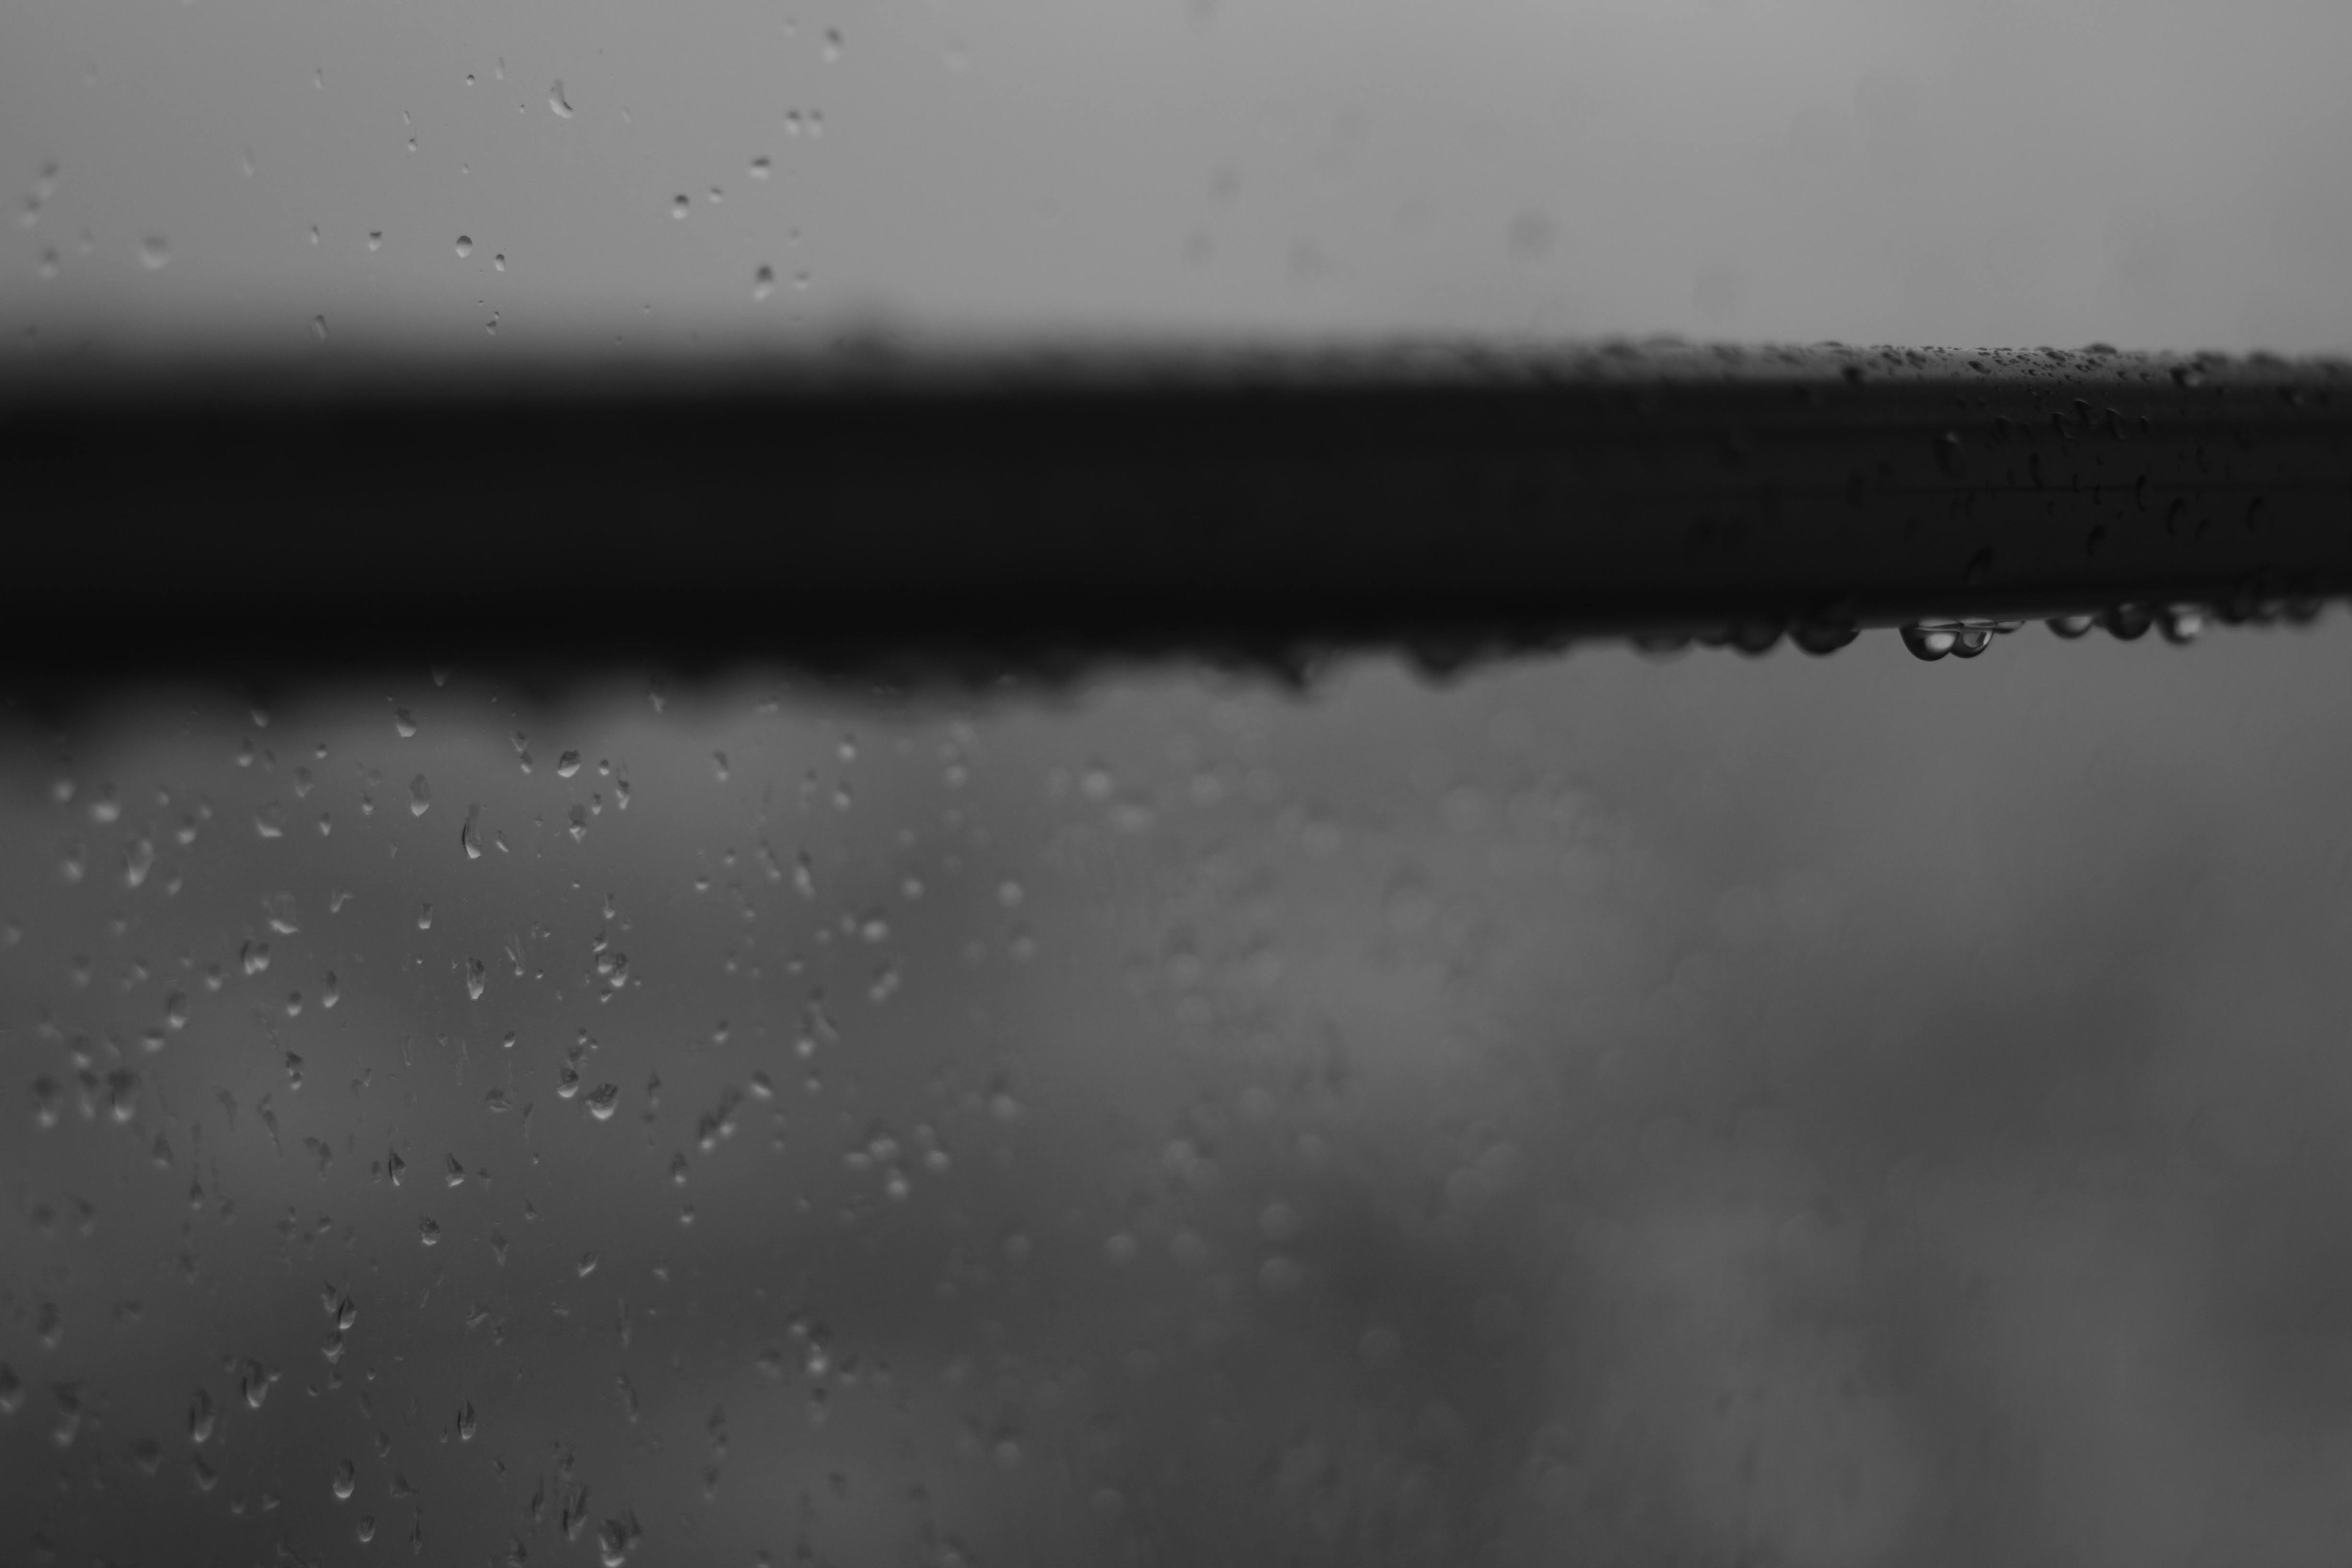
xmin=1899 ymin=624 xmax=1957 ymax=662
xmin=671 ymin=194 xmax=689 ymax=219
xmin=356 ymin=1517 xmax=376 ymax=1544
xmin=418 ymin=1217 xmax=441 ymax=1246
xmin=189 ymin=1389 xmax=215 ymax=1444
xmin=394 ymin=708 xmax=416 ymax=737
xmin=557 ymin=751 xmax=582 ymax=778
xmin=578 ymin=1251 xmax=600 ymax=1277
xmin=466 ymin=959 xmax=485 ymax=1000
xmin=311 ymin=315 xmax=328 ymax=342
xmin=549 ymin=80 xmax=574 ymax=117
xmin=461 ymin=806 xmax=483 ymax=859
xmin=1951 ymin=627 xmax=1994 ymax=659
xmin=823 ymin=26 xmax=843 ymax=60
xmin=409 ymin=775 xmax=431 ymax=816
xmin=494 ymin=252 xmax=505 ymax=271
xmin=2159 ymin=604 xmax=2204 ymax=644
xmin=586 ymin=1084 xmax=620 ymax=1120
xmin=333 ymin=1460 xmax=356 ymax=1499
xmin=2048 ymin=614 xmax=2096 ymax=639
xmin=750 ymin=156 xmax=771 ymax=179
xmin=2103 ymin=603 xmax=2154 ymax=641
xmin=367 ymin=231 xmax=382 ymax=251
xmin=445 ymin=1155 xmax=466 ymax=1187
xmin=140 ymin=236 xmax=170 ymax=270
xmin=753 ymin=265 xmax=775 ymax=302
xmin=456 ymin=1400 xmax=477 ymax=1441
xmin=455 ymin=235 xmax=472 ymax=257
xmin=1790 ymin=619 xmax=1859 ymax=655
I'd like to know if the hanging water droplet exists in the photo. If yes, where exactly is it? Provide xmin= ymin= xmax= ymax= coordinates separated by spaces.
xmin=2103 ymin=603 xmax=2153 ymax=641
xmin=140 ymin=236 xmax=170 ymax=270
xmin=549 ymin=80 xmax=574 ymax=117
xmin=1899 ymin=624 xmax=1957 ymax=661
xmin=1951 ymin=627 xmax=1994 ymax=658
xmin=2048 ymin=614 xmax=2095 ymax=639
xmin=2159 ymin=604 xmax=2204 ymax=644
xmin=455 ymin=235 xmax=473 ymax=257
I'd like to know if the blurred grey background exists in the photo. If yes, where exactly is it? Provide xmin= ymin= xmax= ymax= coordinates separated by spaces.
xmin=10 ymin=0 xmax=2352 ymax=1562
xmin=6 ymin=627 xmax=2352 ymax=1565
xmin=4 ymin=0 xmax=2351 ymax=357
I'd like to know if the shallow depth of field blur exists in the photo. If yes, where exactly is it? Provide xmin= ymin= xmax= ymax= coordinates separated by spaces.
xmin=7 ymin=620 xmax=2352 ymax=1566
xmin=5 ymin=0 xmax=2351 ymax=358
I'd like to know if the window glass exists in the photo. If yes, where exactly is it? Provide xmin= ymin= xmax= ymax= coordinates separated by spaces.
xmin=7 ymin=630 xmax=2351 ymax=1563
xmin=9 ymin=0 xmax=2352 ymax=1561
xmin=5 ymin=0 xmax=2350 ymax=356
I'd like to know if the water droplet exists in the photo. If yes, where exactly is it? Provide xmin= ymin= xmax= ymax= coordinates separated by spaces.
xmin=557 ymin=750 xmax=582 ymax=778
xmin=2103 ymin=603 xmax=2154 ymax=641
xmin=333 ymin=1460 xmax=356 ymax=1499
xmin=409 ymin=775 xmax=431 ymax=816
xmin=750 ymin=156 xmax=771 ymax=179
xmin=188 ymin=1389 xmax=214 ymax=1443
xmin=671 ymin=194 xmax=689 ymax=219
xmin=1899 ymin=624 xmax=1957 ymax=661
xmin=356 ymin=1517 xmax=375 ymax=1544
xmin=753 ymin=265 xmax=775 ymax=302
xmin=1951 ymin=627 xmax=1994 ymax=658
xmin=2048 ymin=614 xmax=2095 ymax=639
xmin=586 ymin=1084 xmax=620 ymax=1121
xmin=311 ymin=314 xmax=328 ymax=342
xmin=466 ymin=959 xmax=486 ymax=1000
xmin=494 ymin=252 xmax=505 ymax=271
xmin=455 ymin=235 xmax=473 ymax=258
xmin=140 ymin=236 xmax=170 ymax=270
xmin=367 ymin=231 xmax=382 ymax=251
xmin=417 ymin=903 xmax=433 ymax=930
xmin=461 ymin=806 xmax=482 ymax=859
xmin=549 ymin=80 xmax=574 ymax=117
xmin=418 ymin=1217 xmax=441 ymax=1246
xmin=2159 ymin=604 xmax=2204 ymax=644
xmin=578 ymin=1251 xmax=600 ymax=1277
xmin=456 ymin=1400 xmax=477 ymax=1441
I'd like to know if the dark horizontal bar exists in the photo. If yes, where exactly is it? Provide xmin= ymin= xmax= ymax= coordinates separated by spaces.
xmin=4 ymin=339 xmax=2349 ymax=700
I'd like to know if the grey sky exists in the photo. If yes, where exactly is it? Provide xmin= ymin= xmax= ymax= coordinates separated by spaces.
xmin=5 ymin=0 xmax=2350 ymax=357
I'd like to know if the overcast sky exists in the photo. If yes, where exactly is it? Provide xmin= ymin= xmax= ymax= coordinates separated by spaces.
xmin=6 ymin=0 xmax=2351 ymax=358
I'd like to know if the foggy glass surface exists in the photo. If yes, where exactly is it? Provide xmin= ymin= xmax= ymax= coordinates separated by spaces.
xmin=10 ymin=0 xmax=2352 ymax=1560
xmin=8 ymin=631 xmax=2352 ymax=1565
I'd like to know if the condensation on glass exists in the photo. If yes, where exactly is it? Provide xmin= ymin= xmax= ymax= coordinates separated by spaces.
xmin=7 ymin=622 xmax=2352 ymax=1564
